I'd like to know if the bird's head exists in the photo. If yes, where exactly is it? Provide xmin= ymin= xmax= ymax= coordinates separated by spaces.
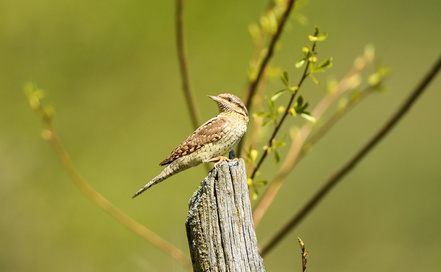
xmin=208 ymin=93 xmax=249 ymax=120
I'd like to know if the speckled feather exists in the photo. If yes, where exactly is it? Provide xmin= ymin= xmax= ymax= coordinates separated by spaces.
xmin=132 ymin=93 xmax=249 ymax=198
xmin=159 ymin=117 xmax=228 ymax=166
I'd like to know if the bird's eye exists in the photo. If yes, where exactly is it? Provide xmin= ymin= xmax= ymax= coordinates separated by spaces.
xmin=228 ymin=98 xmax=232 ymax=102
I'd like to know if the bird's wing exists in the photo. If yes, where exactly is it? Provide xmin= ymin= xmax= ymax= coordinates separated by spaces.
xmin=159 ymin=116 xmax=229 ymax=166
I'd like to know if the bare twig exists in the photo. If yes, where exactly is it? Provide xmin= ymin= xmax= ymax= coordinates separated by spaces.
xmin=176 ymin=0 xmax=211 ymax=173
xmin=244 ymin=75 xmax=268 ymax=177
xmin=298 ymin=237 xmax=308 ymax=272
xmin=176 ymin=0 xmax=200 ymax=130
xmin=260 ymin=54 xmax=441 ymax=256
xmin=248 ymin=1 xmax=274 ymax=69
xmin=26 ymin=87 xmax=191 ymax=269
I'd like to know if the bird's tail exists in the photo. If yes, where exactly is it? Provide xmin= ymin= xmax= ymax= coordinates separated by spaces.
xmin=131 ymin=160 xmax=193 ymax=198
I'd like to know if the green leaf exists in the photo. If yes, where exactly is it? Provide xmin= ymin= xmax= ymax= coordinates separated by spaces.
xmin=247 ymin=178 xmax=253 ymax=186
xmin=28 ymin=94 xmax=41 ymax=110
xmin=266 ymin=97 xmax=275 ymax=113
xmin=250 ymin=149 xmax=258 ymax=161
xmin=297 ymin=95 xmax=304 ymax=107
xmin=377 ymin=65 xmax=391 ymax=77
xmin=296 ymin=102 xmax=309 ymax=113
xmin=268 ymin=97 xmax=274 ymax=110
xmin=274 ymin=133 xmax=287 ymax=149
xmin=368 ymin=74 xmax=380 ymax=86
xmin=25 ymin=83 xmax=46 ymax=110
xmin=300 ymin=112 xmax=316 ymax=122
xmin=248 ymin=23 xmax=260 ymax=43
xmin=308 ymin=56 xmax=318 ymax=63
xmin=263 ymin=143 xmax=272 ymax=153
xmin=290 ymin=86 xmax=299 ymax=94
xmin=244 ymin=147 xmax=256 ymax=165
xmin=309 ymin=74 xmax=319 ymax=84
xmin=277 ymin=105 xmax=285 ymax=115
xmin=308 ymin=35 xmax=318 ymax=41
xmin=289 ymin=107 xmax=296 ymax=116
xmin=308 ymin=27 xmax=327 ymax=42
xmin=302 ymin=46 xmax=311 ymax=56
xmin=294 ymin=96 xmax=311 ymax=114
xmin=252 ymin=190 xmax=259 ymax=200
xmin=315 ymin=32 xmax=328 ymax=41
xmin=368 ymin=64 xmax=391 ymax=86
xmin=44 ymin=105 xmax=55 ymax=119
xmin=254 ymin=180 xmax=267 ymax=187
xmin=280 ymin=71 xmax=290 ymax=87
xmin=262 ymin=119 xmax=273 ymax=127
xmin=274 ymin=150 xmax=280 ymax=163
xmin=317 ymin=57 xmax=333 ymax=70
xmin=260 ymin=10 xmax=277 ymax=34
xmin=253 ymin=112 xmax=270 ymax=118
xmin=271 ymin=88 xmax=287 ymax=102
xmin=248 ymin=64 xmax=258 ymax=81
xmin=296 ymin=58 xmax=306 ymax=68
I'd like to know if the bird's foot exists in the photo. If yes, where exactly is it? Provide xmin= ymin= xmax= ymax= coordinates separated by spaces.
xmin=207 ymin=156 xmax=231 ymax=168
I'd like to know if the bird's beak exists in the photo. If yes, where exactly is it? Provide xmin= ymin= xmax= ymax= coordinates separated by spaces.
xmin=208 ymin=95 xmax=225 ymax=112
xmin=208 ymin=95 xmax=222 ymax=104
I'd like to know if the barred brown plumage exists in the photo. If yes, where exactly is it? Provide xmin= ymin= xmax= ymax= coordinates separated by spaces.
xmin=132 ymin=93 xmax=249 ymax=198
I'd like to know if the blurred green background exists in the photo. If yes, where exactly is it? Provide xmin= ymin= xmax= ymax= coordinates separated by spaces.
xmin=1 ymin=0 xmax=440 ymax=271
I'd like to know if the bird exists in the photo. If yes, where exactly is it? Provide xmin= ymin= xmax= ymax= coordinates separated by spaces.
xmin=132 ymin=93 xmax=249 ymax=198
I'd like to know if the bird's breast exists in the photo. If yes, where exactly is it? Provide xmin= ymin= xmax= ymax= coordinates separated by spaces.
xmin=201 ymin=118 xmax=247 ymax=161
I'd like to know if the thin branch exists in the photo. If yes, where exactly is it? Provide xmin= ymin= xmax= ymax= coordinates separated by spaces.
xmin=244 ymin=73 xmax=268 ymax=182
xmin=26 ymin=88 xmax=191 ymax=269
xmin=244 ymin=0 xmax=296 ymax=111
xmin=176 ymin=0 xmax=200 ymax=130
xmin=239 ymin=1 xmax=274 ymax=160
xmin=297 ymin=237 xmax=308 ymax=272
xmin=248 ymin=1 xmax=274 ymax=69
xmin=253 ymin=51 xmax=374 ymax=226
xmin=250 ymin=42 xmax=316 ymax=180
xmin=238 ymin=0 xmax=297 ymax=155
xmin=260 ymin=54 xmax=441 ymax=256
xmin=252 ymin=86 xmax=372 ymax=227
xmin=176 ymin=0 xmax=210 ymax=173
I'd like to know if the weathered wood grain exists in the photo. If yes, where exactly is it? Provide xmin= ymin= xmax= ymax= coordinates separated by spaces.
xmin=186 ymin=159 xmax=265 ymax=272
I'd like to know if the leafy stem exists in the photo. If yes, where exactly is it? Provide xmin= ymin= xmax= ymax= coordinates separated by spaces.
xmin=249 ymin=39 xmax=318 ymax=180
xmin=260 ymin=53 xmax=441 ymax=256
xmin=252 ymin=45 xmax=380 ymax=227
xmin=237 ymin=0 xmax=297 ymax=156
xmin=244 ymin=0 xmax=296 ymax=111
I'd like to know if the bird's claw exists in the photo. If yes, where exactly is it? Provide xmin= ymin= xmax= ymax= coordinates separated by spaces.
xmin=208 ymin=156 xmax=231 ymax=168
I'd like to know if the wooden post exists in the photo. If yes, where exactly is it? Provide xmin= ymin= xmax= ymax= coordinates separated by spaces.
xmin=186 ymin=159 xmax=266 ymax=272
